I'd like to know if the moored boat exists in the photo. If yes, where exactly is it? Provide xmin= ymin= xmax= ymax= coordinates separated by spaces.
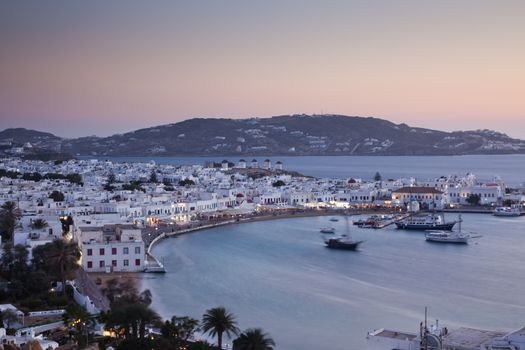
xmin=493 ymin=205 xmax=523 ymax=217
xmin=325 ymin=235 xmax=363 ymax=250
xmin=325 ymin=216 xmax=363 ymax=250
xmin=425 ymin=215 xmax=470 ymax=244
xmin=425 ymin=231 xmax=469 ymax=244
xmin=320 ymin=227 xmax=336 ymax=234
xmin=395 ymin=213 xmax=457 ymax=231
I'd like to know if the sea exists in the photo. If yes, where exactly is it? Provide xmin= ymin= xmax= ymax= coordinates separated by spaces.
xmin=83 ymin=154 xmax=525 ymax=186
xmin=89 ymin=154 xmax=525 ymax=349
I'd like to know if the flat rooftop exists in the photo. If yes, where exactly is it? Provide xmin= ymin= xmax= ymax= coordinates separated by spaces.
xmin=444 ymin=327 xmax=506 ymax=349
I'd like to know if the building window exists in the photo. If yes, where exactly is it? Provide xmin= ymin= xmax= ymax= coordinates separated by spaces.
xmin=123 ymin=259 xmax=129 ymax=266
xmin=112 ymin=247 xmax=117 ymax=255
xmin=135 ymin=259 xmax=141 ymax=266
xmin=99 ymin=261 xmax=105 ymax=268
xmin=135 ymin=247 xmax=141 ymax=254
xmin=100 ymin=248 xmax=105 ymax=256
xmin=112 ymin=260 xmax=117 ymax=267
xmin=123 ymin=247 xmax=129 ymax=254
xmin=87 ymin=261 xmax=92 ymax=269
xmin=87 ymin=249 xmax=92 ymax=256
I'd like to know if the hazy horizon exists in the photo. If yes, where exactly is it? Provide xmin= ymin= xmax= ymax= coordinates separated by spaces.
xmin=1 ymin=1 xmax=524 ymax=138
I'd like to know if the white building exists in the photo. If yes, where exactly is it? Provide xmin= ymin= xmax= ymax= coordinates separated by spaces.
xmin=392 ymin=186 xmax=445 ymax=209
xmin=76 ymin=224 xmax=145 ymax=272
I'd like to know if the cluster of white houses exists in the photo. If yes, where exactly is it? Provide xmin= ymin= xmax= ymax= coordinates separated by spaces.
xmin=1 ymin=157 xmax=523 ymax=273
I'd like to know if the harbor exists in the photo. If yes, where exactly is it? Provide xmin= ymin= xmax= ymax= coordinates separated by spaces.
xmin=144 ymin=212 xmax=525 ymax=350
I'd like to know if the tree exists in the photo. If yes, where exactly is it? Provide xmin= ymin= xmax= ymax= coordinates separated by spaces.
xmin=31 ymin=218 xmax=48 ymax=230
xmin=178 ymin=178 xmax=195 ymax=187
xmin=233 ymin=328 xmax=275 ymax=350
xmin=107 ymin=173 xmax=117 ymax=184
xmin=0 ymin=309 xmax=19 ymax=329
xmin=149 ymin=171 xmax=158 ymax=183
xmin=466 ymin=194 xmax=481 ymax=206
xmin=63 ymin=303 xmax=95 ymax=347
xmin=60 ymin=215 xmax=74 ymax=235
xmin=49 ymin=190 xmax=65 ymax=202
xmin=66 ymin=173 xmax=83 ymax=185
xmin=201 ymin=307 xmax=239 ymax=350
xmin=272 ymin=180 xmax=285 ymax=187
xmin=0 ymin=201 xmax=21 ymax=242
xmin=373 ymin=172 xmax=382 ymax=182
xmin=161 ymin=315 xmax=199 ymax=347
xmin=42 ymin=239 xmax=81 ymax=295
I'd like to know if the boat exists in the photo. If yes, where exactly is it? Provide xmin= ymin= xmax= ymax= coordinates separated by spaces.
xmin=425 ymin=231 xmax=469 ymax=244
xmin=395 ymin=213 xmax=457 ymax=231
xmin=320 ymin=227 xmax=335 ymax=234
xmin=329 ymin=217 xmax=339 ymax=222
xmin=493 ymin=205 xmax=523 ymax=217
xmin=425 ymin=215 xmax=470 ymax=244
xmin=325 ymin=216 xmax=363 ymax=250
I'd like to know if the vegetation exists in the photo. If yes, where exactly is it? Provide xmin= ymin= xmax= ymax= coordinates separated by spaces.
xmin=102 ymin=278 xmax=161 ymax=342
xmin=31 ymin=218 xmax=48 ymax=230
xmin=272 ymin=180 xmax=285 ymax=187
xmin=232 ymin=328 xmax=275 ymax=350
xmin=201 ymin=306 xmax=240 ymax=350
xmin=63 ymin=303 xmax=96 ymax=347
xmin=37 ymin=239 xmax=81 ymax=295
xmin=178 ymin=178 xmax=195 ymax=186
xmin=0 ymin=169 xmax=83 ymax=185
xmin=122 ymin=181 xmax=146 ymax=193
xmin=0 ymin=201 xmax=21 ymax=242
xmin=160 ymin=315 xmax=199 ymax=348
xmin=150 ymin=171 xmax=158 ymax=183
xmin=466 ymin=194 xmax=481 ymax=205
xmin=0 ymin=241 xmax=73 ymax=308
xmin=49 ymin=190 xmax=65 ymax=202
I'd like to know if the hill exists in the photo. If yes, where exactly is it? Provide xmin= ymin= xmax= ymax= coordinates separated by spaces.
xmin=2 ymin=115 xmax=525 ymax=156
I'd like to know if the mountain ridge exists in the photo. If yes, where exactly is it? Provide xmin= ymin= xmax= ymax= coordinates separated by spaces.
xmin=1 ymin=115 xmax=524 ymax=156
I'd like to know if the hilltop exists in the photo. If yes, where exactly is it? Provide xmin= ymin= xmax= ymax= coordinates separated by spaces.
xmin=2 ymin=115 xmax=525 ymax=156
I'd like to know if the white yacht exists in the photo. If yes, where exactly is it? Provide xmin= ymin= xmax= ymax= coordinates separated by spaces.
xmin=493 ymin=205 xmax=523 ymax=217
xmin=425 ymin=230 xmax=469 ymax=244
xmin=425 ymin=215 xmax=469 ymax=244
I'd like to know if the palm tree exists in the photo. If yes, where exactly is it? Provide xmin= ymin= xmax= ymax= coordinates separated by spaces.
xmin=31 ymin=218 xmax=48 ymax=230
xmin=43 ymin=239 xmax=81 ymax=295
xmin=201 ymin=307 xmax=239 ymax=350
xmin=0 ymin=201 xmax=21 ymax=242
xmin=232 ymin=328 xmax=275 ymax=350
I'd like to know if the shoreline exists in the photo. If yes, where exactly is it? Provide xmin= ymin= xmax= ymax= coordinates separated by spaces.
xmin=146 ymin=208 xmax=377 ymax=254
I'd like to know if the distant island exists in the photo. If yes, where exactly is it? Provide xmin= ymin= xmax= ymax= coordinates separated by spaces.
xmin=1 ymin=114 xmax=525 ymax=157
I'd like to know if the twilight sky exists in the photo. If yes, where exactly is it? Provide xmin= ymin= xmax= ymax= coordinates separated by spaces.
xmin=1 ymin=1 xmax=524 ymax=138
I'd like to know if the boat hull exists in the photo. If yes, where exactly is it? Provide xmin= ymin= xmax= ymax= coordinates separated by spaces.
xmin=324 ymin=240 xmax=362 ymax=250
xmin=425 ymin=237 xmax=468 ymax=244
xmin=395 ymin=222 xmax=456 ymax=231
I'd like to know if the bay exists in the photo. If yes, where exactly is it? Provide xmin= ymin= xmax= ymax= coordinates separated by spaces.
xmin=143 ymin=214 xmax=525 ymax=349
xmin=82 ymin=154 xmax=525 ymax=185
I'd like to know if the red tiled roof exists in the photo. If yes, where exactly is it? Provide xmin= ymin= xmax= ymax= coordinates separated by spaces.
xmin=393 ymin=186 xmax=443 ymax=194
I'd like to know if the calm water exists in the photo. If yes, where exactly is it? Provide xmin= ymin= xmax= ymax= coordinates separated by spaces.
xmin=143 ymin=214 xmax=525 ymax=349
xmin=83 ymin=154 xmax=525 ymax=185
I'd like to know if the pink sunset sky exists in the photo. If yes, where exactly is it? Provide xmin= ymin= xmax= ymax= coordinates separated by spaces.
xmin=0 ymin=1 xmax=524 ymax=138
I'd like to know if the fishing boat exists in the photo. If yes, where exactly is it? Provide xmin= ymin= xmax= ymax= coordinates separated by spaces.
xmin=325 ymin=216 xmax=362 ymax=250
xmin=395 ymin=213 xmax=457 ymax=231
